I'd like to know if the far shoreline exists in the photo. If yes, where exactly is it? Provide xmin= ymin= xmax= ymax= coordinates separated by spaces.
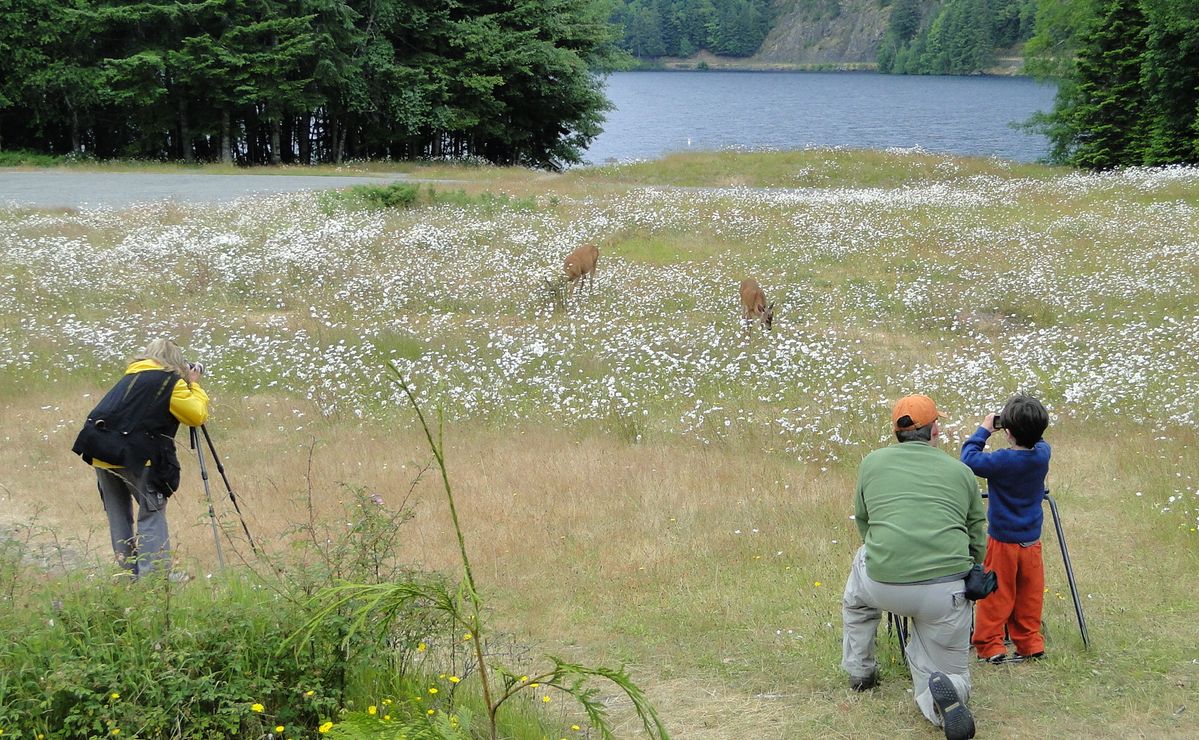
xmin=625 ymin=52 xmax=1026 ymax=77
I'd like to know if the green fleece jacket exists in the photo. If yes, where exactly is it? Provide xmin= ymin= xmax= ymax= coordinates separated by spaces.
xmin=854 ymin=441 xmax=986 ymax=584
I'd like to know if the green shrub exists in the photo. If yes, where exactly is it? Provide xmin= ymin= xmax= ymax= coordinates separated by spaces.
xmin=0 ymin=150 xmax=66 ymax=167
xmin=350 ymin=182 xmax=421 ymax=209
xmin=0 ymin=487 xmax=449 ymax=738
xmin=0 ymin=570 xmax=350 ymax=737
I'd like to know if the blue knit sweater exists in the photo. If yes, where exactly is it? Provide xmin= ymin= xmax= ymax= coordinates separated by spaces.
xmin=960 ymin=428 xmax=1051 ymax=543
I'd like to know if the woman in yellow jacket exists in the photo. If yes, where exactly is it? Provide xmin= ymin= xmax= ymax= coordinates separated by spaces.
xmin=73 ymin=339 xmax=209 ymax=578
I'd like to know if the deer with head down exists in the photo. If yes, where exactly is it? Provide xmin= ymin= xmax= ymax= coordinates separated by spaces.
xmin=563 ymin=243 xmax=600 ymax=299
xmin=739 ymin=278 xmax=774 ymax=334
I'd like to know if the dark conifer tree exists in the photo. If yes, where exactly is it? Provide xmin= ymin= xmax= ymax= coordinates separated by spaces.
xmin=1139 ymin=0 xmax=1199 ymax=163
xmin=1057 ymin=0 xmax=1148 ymax=169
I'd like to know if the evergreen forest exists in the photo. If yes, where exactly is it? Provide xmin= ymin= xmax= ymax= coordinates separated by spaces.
xmin=877 ymin=0 xmax=1039 ymax=74
xmin=1031 ymin=0 xmax=1199 ymax=169
xmin=0 ymin=0 xmax=623 ymax=168
xmin=607 ymin=0 xmax=773 ymax=59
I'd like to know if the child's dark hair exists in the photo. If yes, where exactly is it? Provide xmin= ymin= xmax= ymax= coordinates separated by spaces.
xmin=1001 ymin=394 xmax=1049 ymax=447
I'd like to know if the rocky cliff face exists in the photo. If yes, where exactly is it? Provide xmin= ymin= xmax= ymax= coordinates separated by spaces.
xmin=753 ymin=0 xmax=891 ymax=65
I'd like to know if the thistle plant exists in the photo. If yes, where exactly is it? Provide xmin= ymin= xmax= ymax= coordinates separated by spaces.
xmin=290 ymin=365 xmax=669 ymax=739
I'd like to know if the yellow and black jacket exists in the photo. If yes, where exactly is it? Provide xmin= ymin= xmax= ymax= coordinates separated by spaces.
xmin=72 ymin=360 xmax=210 ymax=494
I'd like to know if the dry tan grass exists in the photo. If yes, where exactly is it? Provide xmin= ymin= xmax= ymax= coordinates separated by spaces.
xmin=6 ymin=378 xmax=1196 ymax=737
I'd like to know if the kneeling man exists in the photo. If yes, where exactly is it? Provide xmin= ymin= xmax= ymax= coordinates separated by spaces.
xmin=841 ymin=394 xmax=986 ymax=740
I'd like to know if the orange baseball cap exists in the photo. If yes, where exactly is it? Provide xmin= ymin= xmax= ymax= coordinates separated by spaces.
xmin=892 ymin=394 xmax=944 ymax=431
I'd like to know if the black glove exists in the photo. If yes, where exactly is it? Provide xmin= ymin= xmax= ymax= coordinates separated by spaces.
xmin=963 ymin=564 xmax=998 ymax=601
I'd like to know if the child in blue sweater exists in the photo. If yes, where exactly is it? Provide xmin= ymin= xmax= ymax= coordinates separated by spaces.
xmin=961 ymin=394 xmax=1051 ymax=663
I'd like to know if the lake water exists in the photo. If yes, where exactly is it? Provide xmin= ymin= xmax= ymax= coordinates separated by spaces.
xmin=584 ymin=71 xmax=1058 ymax=165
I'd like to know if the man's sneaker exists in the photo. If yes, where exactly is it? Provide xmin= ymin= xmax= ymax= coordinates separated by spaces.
xmin=1017 ymin=651 xmax=1045 ymax=661
xmin=928 ymin=671 xmax=976 ymax=740
xmin=849 ymin=670 xmax=879 ymax=692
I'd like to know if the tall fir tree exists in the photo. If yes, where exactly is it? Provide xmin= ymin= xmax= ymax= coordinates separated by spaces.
xmin=1056 ymin=0 xmax=1148 ymax=169
xmin=1139 ymin=0 xmax=1199 ymax=163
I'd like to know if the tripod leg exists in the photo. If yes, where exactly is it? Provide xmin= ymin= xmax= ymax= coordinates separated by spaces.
xmin=200 ymin=424 xmax=259 ymax=554
xmin=1046 ymin=493 xmax=1089 ymax=649
xmin=193 ymin=426 xmax=225 ymax=569
xmin=888 ymin=612 xmax=909 ymax=668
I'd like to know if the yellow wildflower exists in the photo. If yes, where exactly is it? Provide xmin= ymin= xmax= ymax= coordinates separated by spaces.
xmin=463 ymin=632 xmax=473 ymax=641
xmin=427 ymin=709 xmax=436 ymax=716
xmin=382 ymin=698 xmax=393 ymax=706
xmin=319 ymin=721 xmax=333 ymax=733
xmin=305 ymin=690 xmax=316 ymax=697
xmin=530 ymin=683 xmax=539 ymax=688
xmin=542 ymin=695 xmax=551 ymax=703
xmin=383 ymin=715 xmax=391 ymax=721
xmin=368 ymin=705 xmax=377 ymax=715
xmin=449 ymin=676 xmax=461 ymax=684
xmin=109 ymin=692 xmax=120 ymax=701
xmin=429 ymin=687 xmax=439 ymax=695
xmin=520 ymin=675 xmax=529 ymax=682
xmin=814 ymin=581 xmax=822 ymax=587
xmin=572 ymin=725 xmax=581 ymax=731
xmin=110 ymin=731 xmax=121 ymax=737
xmin=251 ymin=703 xmax=264 ymax=713
xmin=417 ymin=642 xmax=427 ymax=652
xmin=275 ymin=727 xmax=284 ymax=734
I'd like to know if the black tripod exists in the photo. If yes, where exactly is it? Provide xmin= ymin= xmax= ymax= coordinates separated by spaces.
xmin=190 ymin=424 xmax=258 ymax=567
xmin=888 ymin=489 xmax=1090 ymax=662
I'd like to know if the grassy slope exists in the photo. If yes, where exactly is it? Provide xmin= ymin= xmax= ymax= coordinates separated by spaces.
xmin=1 ymin=151 xmax=1196 ymax=738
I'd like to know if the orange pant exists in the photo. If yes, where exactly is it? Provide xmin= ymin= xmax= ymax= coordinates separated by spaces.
xmin=972 ymin=537 xmax=1045 ymax=658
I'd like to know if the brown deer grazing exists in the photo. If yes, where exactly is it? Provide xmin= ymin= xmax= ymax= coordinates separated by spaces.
xmin=563 ymin=243 xmax=600 ymax=298
xmin=739 ymin=278 xmax=775 ymax=334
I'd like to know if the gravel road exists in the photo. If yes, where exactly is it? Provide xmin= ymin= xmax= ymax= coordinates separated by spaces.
xmin=0 ymin=169 xmax=414 ymax=209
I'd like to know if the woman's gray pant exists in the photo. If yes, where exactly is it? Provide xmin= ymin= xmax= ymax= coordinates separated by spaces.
xmin=841 ymin=545 xmax=972 ymax=726
xmin=96 ymin=467 xmax=170 ymax=578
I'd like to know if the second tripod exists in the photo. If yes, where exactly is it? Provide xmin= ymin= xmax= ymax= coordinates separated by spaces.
xmin=191 ymin=424 xmax=258 ymax=567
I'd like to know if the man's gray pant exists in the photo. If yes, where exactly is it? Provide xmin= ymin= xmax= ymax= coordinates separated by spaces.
xmin=841 ymin=545 xmax=972 ymax=726
xmin=96 ymin=467 xmax=170 ymax=578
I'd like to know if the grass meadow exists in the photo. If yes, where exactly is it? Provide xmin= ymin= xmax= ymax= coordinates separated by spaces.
xmin=1 ymin=149 xmax=1197 ymax=738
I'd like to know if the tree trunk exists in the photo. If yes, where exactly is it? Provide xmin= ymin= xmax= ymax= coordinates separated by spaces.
xmin=280 ymin=117 xmax=292 ymax=164
xmin=179 ymin=99 xmax=194 ymax=164
xmin=299 ymin=113 xmax=312 ymax=164
xmin=70 ymin=108 xmax=81 ymax=154
xmin=221 ymin=108 xmax=233 ymax=164
xmin=246 ymin=107 xmax=259 ymax=165
xmin=330 ymin=116 xmax=342 ymax=164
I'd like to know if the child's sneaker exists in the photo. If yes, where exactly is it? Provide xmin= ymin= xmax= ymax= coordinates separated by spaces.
xmin=928 ymin=672 xmax=976 ymax=740
xmin=978 ymin=652 xmax=1015 ymax=664
xmin=1017 ymin=651 xmax=1046 ymax=661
